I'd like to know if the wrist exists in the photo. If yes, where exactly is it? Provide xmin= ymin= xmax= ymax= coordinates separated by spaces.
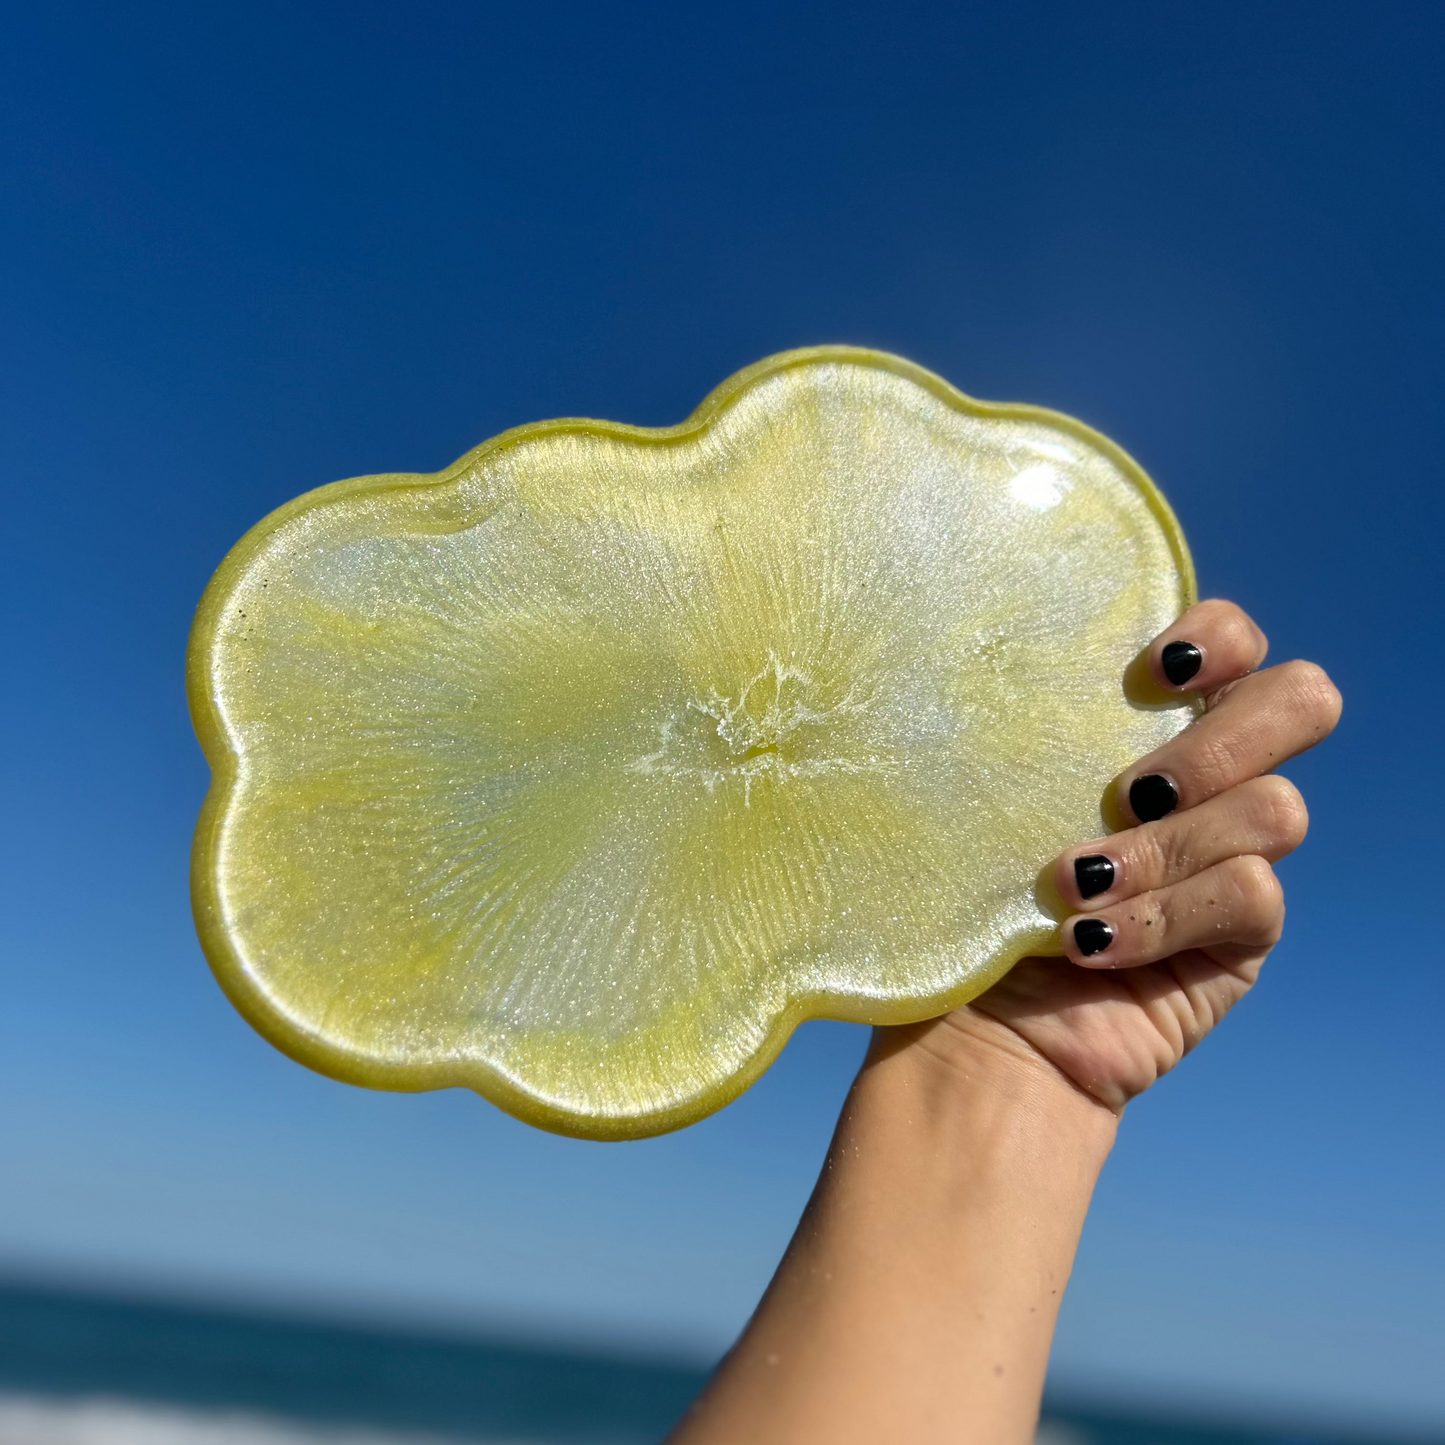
xmin=672 ymin=1009 xmax=1115 ymax=1445
xmin=859 ymin=1007 xmax=1120 ymax=1171
xmin=698 ymin=1008 xmax=1114 ymax=1445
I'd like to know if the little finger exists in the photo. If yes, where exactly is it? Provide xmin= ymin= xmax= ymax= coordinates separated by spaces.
xmin=1063 ymin=855 xmax=1286 ymax=969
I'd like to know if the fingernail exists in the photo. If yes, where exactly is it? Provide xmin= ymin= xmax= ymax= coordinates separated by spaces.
xmin=1073 ymin=918 xmax=1115 ymax=957
xmin=1161 ymin=640 xmax=1203 ymax=686
xmin=1074 ymin=854 xmax=1115 ymax=899
xmin=1129 ymin=773 xmax=1179 ymax=822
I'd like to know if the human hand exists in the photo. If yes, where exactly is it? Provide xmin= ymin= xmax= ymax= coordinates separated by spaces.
xmin=890 ymin=600 xmax=1342 ymax=1113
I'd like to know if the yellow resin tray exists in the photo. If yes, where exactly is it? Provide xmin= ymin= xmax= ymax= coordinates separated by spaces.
xmin=189 ymin=347 xmax=1195 ymax=1138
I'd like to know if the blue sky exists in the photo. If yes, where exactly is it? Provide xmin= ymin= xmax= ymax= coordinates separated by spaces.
xmin=2 ymin=0 xmax=1442 ymax=1431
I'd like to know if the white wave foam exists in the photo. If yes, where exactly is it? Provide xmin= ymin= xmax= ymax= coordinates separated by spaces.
xmin=0 ymin=1391 xmax=1086 ymax=1445
xmin=0 ymin=1394 xmax=541 ymax=1445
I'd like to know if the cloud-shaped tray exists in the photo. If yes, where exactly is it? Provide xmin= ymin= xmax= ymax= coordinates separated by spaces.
xmin=189 ymin=347 xmax=1195 ymax=1138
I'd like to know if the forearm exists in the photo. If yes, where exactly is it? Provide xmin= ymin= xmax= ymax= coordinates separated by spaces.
xmin=669 ymin=1015 xmax=1117 ymax=1445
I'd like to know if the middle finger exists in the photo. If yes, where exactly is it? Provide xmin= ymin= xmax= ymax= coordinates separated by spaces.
xmin=1117 ymin=660 xmax=1341 ymax=824
xmin=1057 ymin=775 xmax=1309 ymax=910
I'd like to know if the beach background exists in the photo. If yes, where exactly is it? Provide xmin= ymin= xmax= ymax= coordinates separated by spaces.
xmin=0 ymin=1279 xmax=1431 ymax=1445
xmin=2 ymin=3 xmax=1443 ymax=1442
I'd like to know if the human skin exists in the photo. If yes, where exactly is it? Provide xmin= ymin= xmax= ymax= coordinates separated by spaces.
xmin=666 ymin=600 xmax=1342 ymax=1445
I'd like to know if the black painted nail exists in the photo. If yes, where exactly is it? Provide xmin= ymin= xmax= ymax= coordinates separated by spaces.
xmin=1161 ymin=640 xmax=1203 ymax=686
xmin=1073 ymin=918 xmax=1115 ymax=956
xmin=1075 ymin=855 xmax=1115 ymax=899
xmin=1129 ymin=773 xmax=1179 ymax=822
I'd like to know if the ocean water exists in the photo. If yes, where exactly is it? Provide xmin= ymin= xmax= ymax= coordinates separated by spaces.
xmin=0 ymin=1281 xmax=1415 ymax=1445
xmin=0 ymin=1282 xmax=697 ymax=1445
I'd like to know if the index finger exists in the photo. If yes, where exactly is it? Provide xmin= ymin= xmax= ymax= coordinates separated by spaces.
xmin=1150 ymin=599 xmax=1269 ymax=695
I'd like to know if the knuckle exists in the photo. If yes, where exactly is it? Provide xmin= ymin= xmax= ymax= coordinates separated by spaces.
xmin=1223 ymin=855 xmax=1285 ymax=936
xmin=1188 ymin=733 xmax=1249 ymax=794
xmin=1195 ymin=598 xmax=1248 ymax=627
xmin=1219 ymin=615 xmax=1258 ymax=663
xmin=1136 ymin=820 xmax=1180 ymax=883
xmin=1253 ymin=775 xmax=1310 ymax=851
xmin=1196 ymin=599 xmax=1262 ymax=665
xmin=1279 ymin=660 xmax=1343 ymax=733
xmin=1143 ymin=895 xmax=1172 ymax=952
